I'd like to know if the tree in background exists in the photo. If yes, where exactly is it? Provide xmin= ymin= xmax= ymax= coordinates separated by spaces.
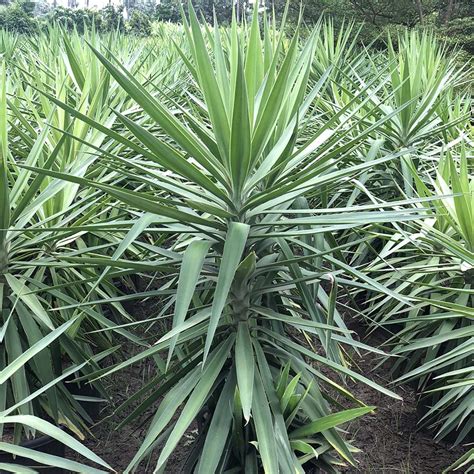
xmin=273 ymin=0 xmax=473 ymax=52
xmin=0 ymin=0 xmax=38 ymax=33
xmin=47 ymin=6 xmax=102 ymax=31
xmin=153 ymin=0 xmax=235 ymax=24
xmin=281 ymin=0 xmax=472 ymax=25
xmin=435 ymin=0 xmax=474 ymax=52
xmin=0 ymin=0 xmax=472 ymax=53
xmin=128 ymin=8 xmax=152 ymax=33
xmin=154 ymin=0 xmax=180 ymax=21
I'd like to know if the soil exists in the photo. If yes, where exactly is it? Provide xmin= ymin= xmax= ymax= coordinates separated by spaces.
xmin=68 ymin=341 xmax=196 ymax=473
xmin=67 ymin=289 xmax=197 ymax=473
xmin=0 ymin=429 xmax=16 ymax=447
xmin=340 ymin=331 xmax=466 ymax=473
xmin=65 ymin=293 xmax=467 ymax=473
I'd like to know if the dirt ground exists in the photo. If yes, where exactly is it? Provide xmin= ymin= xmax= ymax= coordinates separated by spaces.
xmin=67 ymin=297 xmax=467 ymax=473
xmin=340 ymin=340 xmax=466 ymax=473
xmin=68 ymin=292 xmax=196 ymax=473
xmin=68 ymin=341 xmax=195 ymax=473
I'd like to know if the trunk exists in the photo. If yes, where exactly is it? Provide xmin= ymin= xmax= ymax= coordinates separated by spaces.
xmin=443 ymin=0 xmax=455 ymax=24
xmin=414 ymin=0 xmax=424 ymax=23
xmin=0 ymin=243 xmax=8 ymax=286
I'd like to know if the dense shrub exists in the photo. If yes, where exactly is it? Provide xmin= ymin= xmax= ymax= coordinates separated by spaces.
xmin=47 ymin=6 xmax=102 ymax=32
xmin=439 ymin=17 xmax=474 ymax=54
xmin=127 ymin=9 xmax=151 ymax=35
xmin=44 ymin=4 xmax=125 ymax=32
xmin=0 ymin=1 xmax=37 ymax=33
xmin=155 ymin=0 xmax=181 ymax=22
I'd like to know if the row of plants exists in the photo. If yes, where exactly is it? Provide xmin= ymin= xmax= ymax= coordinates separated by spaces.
xmin=0 ymin=7 xmax=472 ymax=472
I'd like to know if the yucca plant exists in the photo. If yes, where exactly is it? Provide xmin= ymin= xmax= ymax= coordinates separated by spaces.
xmin=363 ymin=145 xmax=473 ymax=444
xmin=0 ymin=30 xmax=18 ymax=60
xmin=0 ymin=321 xmax=112 ymax=473
xmin=443 ymin=447 xmax=474 ymax=473
xmin=392 ymin=148 xmax=473 ymax=444
xmin=21 ymin=7 xmax=436 ymax=472
xmin=0 ymin=45 xmax=141 ymax=444
xmin=310 ymin=18 xmax=374 ymax=109
xmin=355 ymin=31 xmax=470 ymax=200
xmin=385 ymin=31 xmax=467 ymax=148
xmin=0 ymin=24 xmax=197 ymax=471
xmin=1 ymin=63 xmax=93 ymax=439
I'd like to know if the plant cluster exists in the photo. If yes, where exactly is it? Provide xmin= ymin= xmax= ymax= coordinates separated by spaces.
xmin=0 ymin=6 xmax=472 ymax=473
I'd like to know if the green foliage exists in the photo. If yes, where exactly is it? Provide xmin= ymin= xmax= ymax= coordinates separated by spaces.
xmin=155 ymin=0 xmax=181 ymax=22
xmin=47 ymin=6 xmax=102 ymax=32
xmin=100 ymin=4 xmax=125 ymax=31
xmin=349 ymin=31 xmax=473 ymax=446
xmin=153 ymin=0 xmax=234 ymax=23
xmin=0 ymin=1 xmax=37 ymax=34
xmin=0 ymin=27 xmax=158 ymax=470
xmin=279 ymin=0 xmax=474 ymax=53
xmin=11 ymin=8 xmax=418 ymax=472
xmin=364 ymin=149 xmax=473 ymax=444
xmin=127 ymin=9 xmax=152 ymax=35
xmin=438 ymin=17 xmax=474 ymax=54
xmin=0 ymin=6 xmax=472 ymax=473
xmin=45 ymin=5 xmax=125 ymax=33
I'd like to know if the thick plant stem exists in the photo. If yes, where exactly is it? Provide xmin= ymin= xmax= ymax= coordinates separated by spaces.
xmin=230 ymin=285 xmax=251 ymax=323
xmin=0 ymin=245 xmax=7 ymax=285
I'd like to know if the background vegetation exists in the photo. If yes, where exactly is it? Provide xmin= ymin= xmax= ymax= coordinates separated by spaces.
xmin=0 ymin=0 xmax=473 ymax=54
